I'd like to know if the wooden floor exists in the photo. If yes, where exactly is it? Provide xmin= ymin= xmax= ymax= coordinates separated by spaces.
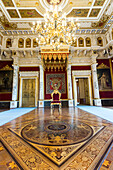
xmin=0 ymin=107 xmax=113 ymax=170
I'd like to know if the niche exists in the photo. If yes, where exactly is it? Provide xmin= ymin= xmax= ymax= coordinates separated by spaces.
xmin=86 ymin=37 xmax=91 ymax=47
xmin=6 ymin=38 xmax=12 ymax=48
xmin=18 ymin=38 xmax=24 ymax=48
xmin=78 ymin=37 xmax=84 ymax=47
xmin=97 ymin=37 xmax=103 ymax=46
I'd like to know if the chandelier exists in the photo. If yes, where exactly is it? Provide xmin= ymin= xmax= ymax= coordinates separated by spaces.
xmin=31 ymin=0 xmax=80 ymax=50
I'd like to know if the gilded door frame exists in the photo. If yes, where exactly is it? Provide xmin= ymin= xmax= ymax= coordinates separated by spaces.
xmin=72 ymin=70 xmax=93 ymax=106
xmin=19 ymin=71 xmax=39 ymax=107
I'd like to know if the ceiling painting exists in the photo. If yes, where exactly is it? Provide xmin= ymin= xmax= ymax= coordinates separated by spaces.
xmin=67 ymin=9 xmax=89 ymax=17
xmin=19 ymin=9 xmax=43 ymax=18
xmin=7 ymin=9 xmax=19 ymax=18
xmin=1 ymin=0 xmax=14 ymax=7
xmin=89 ymin=8 xmax=101 ymax=17
xmin=94 ymin=0 xmax=105 ymax=6
xmin=0 ymin=0 xmax=112 ymax=33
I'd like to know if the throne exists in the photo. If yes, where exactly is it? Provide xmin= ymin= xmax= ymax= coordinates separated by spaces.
xmin=51 ymin=89 xmax=61 ymax=109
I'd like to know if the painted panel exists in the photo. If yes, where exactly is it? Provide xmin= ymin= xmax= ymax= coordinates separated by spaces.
xmin=2 ymin=0 xmax=14 ymax=7
xmin=97 ymin=69 xmax=112 ymax=90
xmin=7 ymin=9 xmax=19 ymax=18
xmin=19 ymin=9 xmax=43 ymax=18
xmin=94 ymin=0 xmax=105 ymax=6
xmin=89 ymin=9 xmax=100 ymax=17
xmin=0 ymin=70 xmax=13 ymax=92
xmin=67 ymin=9 xmax=89 ymax=17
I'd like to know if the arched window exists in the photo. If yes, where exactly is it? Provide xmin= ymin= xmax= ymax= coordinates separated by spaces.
xmin=97 ymin=37 xmax=103 ymax=46
xmin=26 ymin=38 xmax=31 ymax=48
xmin=33 ymin=38 xmax=38 ymax=47
xmin=18 ymin=38 xmax=24 ymax=48
xmin=78 ymin=37 xmax=84 ymax=47
xmin=6 ymin=38 xmax=12 ymax=48
xmin=72 ymin=38 xmax=77 ymax=47
xmin=86 ymin=37 xmax=91 ymax=47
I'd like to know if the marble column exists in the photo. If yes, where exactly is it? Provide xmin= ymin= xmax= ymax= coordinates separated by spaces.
xmin=72 ymin=76 xmax=78 ymax=106
xmin=67 ymin=64 xmax=73 ymax=107
xmin=39 ymin=65 xmax=44 ymax=107
xmin=10 ymin=64 xmax=19 ymax=108
xmin=91 ymin=54 xmax=101 ymax=106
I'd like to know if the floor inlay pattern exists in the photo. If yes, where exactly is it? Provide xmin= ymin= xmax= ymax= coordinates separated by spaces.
xmin=21 ymin=119 xmax=93 ymax=146
xmin=0 ymin=141 xmax=20 ymax=170
xmin=0 ymin=107 xmax=113 ymax=170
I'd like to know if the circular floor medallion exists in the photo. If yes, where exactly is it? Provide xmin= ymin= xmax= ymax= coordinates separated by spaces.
xmin=48 ymin=124 xmax=66 ymax=131
xmin=21 ymin=119 xmax=93 ymax=146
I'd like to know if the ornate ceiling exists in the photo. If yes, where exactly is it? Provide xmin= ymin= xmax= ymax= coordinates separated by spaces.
xmin=0 ymin=0 xmax=113 ymax=34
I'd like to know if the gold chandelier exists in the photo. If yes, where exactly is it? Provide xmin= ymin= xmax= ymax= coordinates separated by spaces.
xmin=31 ymin=0 xmax=80 ymax=50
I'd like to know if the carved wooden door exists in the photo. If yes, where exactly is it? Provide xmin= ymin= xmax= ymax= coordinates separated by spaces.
xmin=22 ymin=79 xmax=35 ymax=107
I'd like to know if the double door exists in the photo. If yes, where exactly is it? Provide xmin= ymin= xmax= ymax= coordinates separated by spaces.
xmin=22 ymin=79 xmax=35 ymax=107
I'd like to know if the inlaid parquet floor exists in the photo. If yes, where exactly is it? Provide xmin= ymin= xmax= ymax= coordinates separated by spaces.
xmin=0 ymin=107 xmax=113 ymax=170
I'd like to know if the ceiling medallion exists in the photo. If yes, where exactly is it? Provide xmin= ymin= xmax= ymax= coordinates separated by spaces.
xmin=47 ymin=0 xmax=61 ymax=5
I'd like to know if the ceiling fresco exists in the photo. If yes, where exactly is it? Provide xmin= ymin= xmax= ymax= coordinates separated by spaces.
xmin=0 ymin=0 xmax=112 ymax=33
xmin=67 ymin=9 xmax=89 ymax=17
xmin=19 ymin=9 xmax=43 ymax=18
xmin=1 ymin=0 xmax=14 ymax=7
xmin=94 ymin=0 xmax=105 ymax=6
xmin=89 ymin=8 xmax=101 ymax=17
xmin=7 ymin=9 xmax=19 ymax=18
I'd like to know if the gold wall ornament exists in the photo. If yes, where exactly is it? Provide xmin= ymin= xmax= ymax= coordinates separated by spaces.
xmin=0 ymin=65 xmax=13 ymax=71
xmin=97 ymin=63 xmax=110 ymax=69
xmin=41 ymin=52 xmax=69 ymax=71
xmin=69 ymin=2 xmax=73 ymax=5
xmin=35 ymin=2 xmax=39 ymax=6
xmin=48 ymin=54 xmax=52 ymax=61
xmin=16 ymin=2 xmax=20 ymax=7
xmin=88 ymin=0 xmax=92 ymax=6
